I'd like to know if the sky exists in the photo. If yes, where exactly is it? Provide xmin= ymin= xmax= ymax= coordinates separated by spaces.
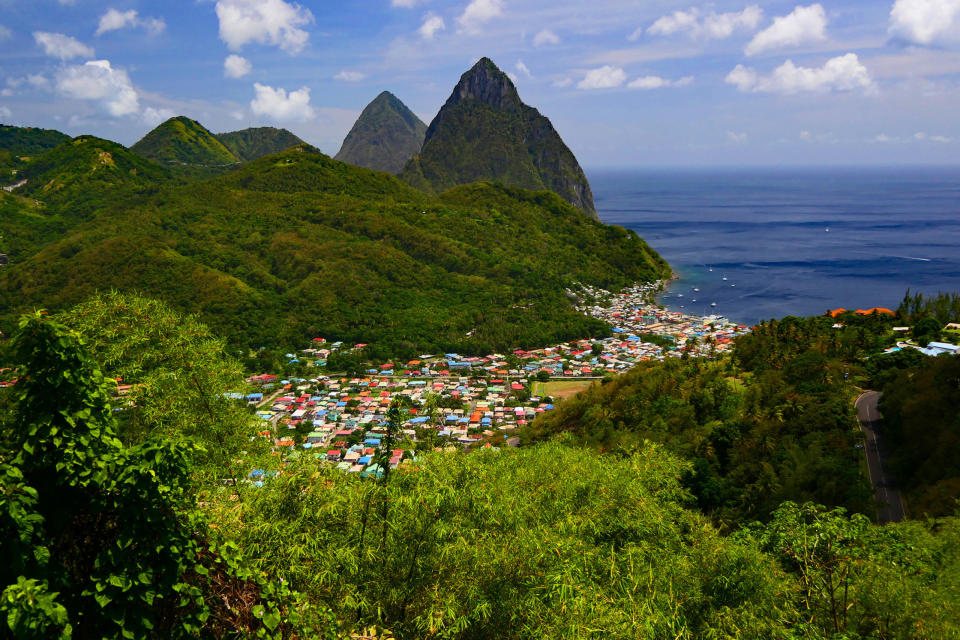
xmin=0 ymin=0 xmax=959 ymax=167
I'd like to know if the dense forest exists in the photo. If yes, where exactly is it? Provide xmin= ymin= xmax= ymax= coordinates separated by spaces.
xmin=2 ymin=304 xmax=959 ymax=639
xmin=0 ymin=132 xmax=667 ymax=358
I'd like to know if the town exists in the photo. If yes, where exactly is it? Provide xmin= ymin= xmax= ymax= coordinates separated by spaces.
xmin=243 ymin=282 xmax=751 ymax=479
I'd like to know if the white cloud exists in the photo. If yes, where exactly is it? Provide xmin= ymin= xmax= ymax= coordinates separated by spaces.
xmin=251 ymin=83 xmax=315 ymax=121
xmin=0 ymin=106 xmax=11 ymax=119
xmin=391 ymin=0 xmax=424 ymax=6
xmin=627 ymin=75 xmax=694 ymax=89
xmin=458 ymin=0 xmax=504 ymax=34
xmin=28 ymin=74 xmax=50 ymax=90
xmin=0 ymin=24 xmax=11 ymax=40
xmin=745 ymin=4 xmax=827 ymax=56
xmin=96 ymin=9 xmax=166 ymax=37
xmin=728 ymin=131 xmax=748 ymax=142
xmin=888 ymin=0 xmax=960 ymax=46
xmin=334 ymin=70 xmax=366 ymax=82
xmin=533 ymin=29 xmax=560 ymax=46
xmin=915 ymin=131 xmax=953 ymax=142
xmin=643 ymin=5 xmax=763 ymax=41
xmin=516 ymin=60 xmax=531 ymax=77
xmin=55 ymin=60 xmax=139 ymax=117
xmin=578 ymin=65 xmax=627 ymax=89
xmin=224 ymin=54 xmax=252 ymax=78
xmin=33 ymin=31 xmax=95 ymax=60
xmin=419 ymin=13 xmax=445 ymax=39
xmin=874 ymin=133 xmax=893 ymax=142
xmin=553 ymin=77 xmax=573 ymax=88
xmin=800 ymin=130 xmax=811 ymax=140
xmin=142 ymin=106 xmax=176 ymax=126
xmin=215 ymin=0 xmax=313 ymax=55
xmin=726 ymin=53 xmax=876 ymax=94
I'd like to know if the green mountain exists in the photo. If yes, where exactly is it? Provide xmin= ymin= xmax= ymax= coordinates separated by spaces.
xmin=0 ymin=124 xmax=71 ymax=176
xmin=216 ymin=127 xmax=305 ymax=162
xmin=19 ymin=136 xmax=173 ymax=217
xmin=130 ymin=116 xmax=240 ymax=168
xmin=0 ymin=145 xmax=667 ymax=354
xmin=401 ymin=58 xmax=598 ymax=219
xmin=335 ymin=91 xmax=428 ymax=174
xmin=0 ymin=136 xmax=175 ymax=268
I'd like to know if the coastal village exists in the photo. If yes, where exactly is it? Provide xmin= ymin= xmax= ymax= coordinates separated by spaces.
xmin=242 ymin=282 xmax=751 ymax=480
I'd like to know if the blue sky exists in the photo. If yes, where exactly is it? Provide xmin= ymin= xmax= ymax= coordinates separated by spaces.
xmin=0 ymin=0 xmax=958 ymax=166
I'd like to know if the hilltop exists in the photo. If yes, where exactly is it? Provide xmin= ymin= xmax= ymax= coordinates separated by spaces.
xmin=335 ymin=92 xmax=428 ymax=174
xmin=0 ymin=124 xmax=71 ymax=175
xmin=131 ymin=116 xmax=240 ymax=168
xmin=216 ymin=126 xmax=305 ymax=162
xmin=401 ymin=58 xmax=598 ymax=219
xmin=0 ymin=145 xmax=668 ymax=354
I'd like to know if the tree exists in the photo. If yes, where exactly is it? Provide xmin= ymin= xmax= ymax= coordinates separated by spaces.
xmin=913 ymin=317 xmax=942 ymax=346
xmin=1 ymin=311 xmax=336 ymax=639
xmin=58 ymin=291 xmax=265 ymax=487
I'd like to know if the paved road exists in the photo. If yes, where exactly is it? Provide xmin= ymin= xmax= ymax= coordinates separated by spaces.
xmin=855 ymin=391 xmax=906 ymax=524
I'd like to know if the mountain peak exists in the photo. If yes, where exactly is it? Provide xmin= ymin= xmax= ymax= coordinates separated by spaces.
xmin=131 ymin=116 xmax=239 ymax=168
xmin=448 ymin=57 xmax=521 ymax=111
xmin=335 ymin=92 xmax=427 ymax=174
xmin=402 ymin=58 xmax=598 ymax=219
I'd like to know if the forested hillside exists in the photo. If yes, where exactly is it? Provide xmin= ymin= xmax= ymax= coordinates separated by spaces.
xmin=2 ymin=307 xmax=958 ymax=639
xmin=0 ymin=143 xmax=668 ymax=355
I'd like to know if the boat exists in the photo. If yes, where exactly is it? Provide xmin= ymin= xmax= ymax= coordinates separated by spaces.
xmin=693 ymin=288 xmax=699 ymax=292
xmin=722 ymin=277 xmax=728 ymax=281
xmin=731 ymin=284 xmax=736 ymax=287
xmin=677 ymin=294 xmax=683 ymax=298
xmin=710 ymin=302 xmax=717 ymax=307
xmin=691 ymin=299 xmax=697 ymax=303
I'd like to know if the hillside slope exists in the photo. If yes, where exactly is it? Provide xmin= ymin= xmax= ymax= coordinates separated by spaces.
xmin=131 ymin=116 xmax=240 ymax=168
xmin=0 ymin=146 xmax=667 ymax=354
xmin=335 ymin=92 xmax=427 ymax=174
xmin=401 ymin=58 xmax=597 ymax=219
xmin=216 ymin=127 xmax=304 ymax=162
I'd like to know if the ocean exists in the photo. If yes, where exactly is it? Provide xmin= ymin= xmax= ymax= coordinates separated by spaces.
xmin=591 ymin=167 xmax=960 ymax=325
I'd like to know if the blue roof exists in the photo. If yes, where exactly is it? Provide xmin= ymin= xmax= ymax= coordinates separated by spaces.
xmin=358 ymin=456 xmax=371 ymax=465
xmin=364 ymin=438 xmax=381 ymax=446
xmin=445 ymin=415 xmax=458 ymax=422
xmin=336 ymin=401 xmax=347 ymax=407
xmin=409 ymin=416 xmax=429 ymax=424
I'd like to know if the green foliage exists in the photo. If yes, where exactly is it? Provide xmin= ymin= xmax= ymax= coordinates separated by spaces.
xmin=746 ymin=502 xmax=960 ymax=639
xmin=912 ymin=316 xmax=943 ymax=346
xmin=524 ymin=315 xmax=885 ymax=523
xmin=880 ymin=354 xmax=960 ymax=517
xmin=0 ymin=125 xmax=70 ymax=157
xmin=1 ymin=312 xmax=336 ymax=639
xmin=18 ymin=136 xmax=175 ymax=221
xmin=131 ymin=116 xmax=239 ymax=168
xmin=400 ymin=58 xmax=597 ymax=218
xmin=0 ymin=146 xmax=668 ymax=356
xmin=217 ymin=127 xmax=305 ymax=163
xmin=898 ymin=289 xmax=960 ymax=325
xmin=57 ymin=292 xmax=265 ymax=482
xmin=217 ymin=440 xmax=798 ymax=639
xmin=1 ymin=577 xmax=72 ymax=639
xmin=335 ymin=92 xmax=427 ymax=175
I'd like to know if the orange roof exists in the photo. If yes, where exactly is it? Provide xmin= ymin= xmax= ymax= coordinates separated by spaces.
xmin=856 ymin=308 xmax=895 ymax=316
xmin=828 ymin=308 xmax=847 ymax=318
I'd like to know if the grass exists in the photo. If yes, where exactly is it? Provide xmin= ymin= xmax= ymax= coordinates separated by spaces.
xmin=533 ymin=380 xmax=594 ymax=400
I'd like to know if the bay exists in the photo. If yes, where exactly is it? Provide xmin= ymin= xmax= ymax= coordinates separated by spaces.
xmin=592 ymin=167 xmax=960 ymax=325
